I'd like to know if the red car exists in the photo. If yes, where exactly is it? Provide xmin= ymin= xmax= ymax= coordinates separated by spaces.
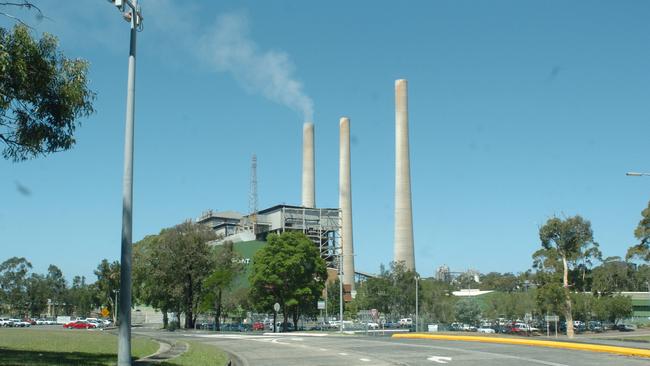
xmin=63 ymin=320 xmax=97 ymax=329
xmin=252 ymin=322 xmax=264 ymax=331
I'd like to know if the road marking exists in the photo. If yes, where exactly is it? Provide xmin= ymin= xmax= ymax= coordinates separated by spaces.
xmin=355 ymin=338 xmax=569 ymax=366
xmin=338 ymin=352 xmax=348 ymax=356
xmin=319 ymin=348 xmax=328 ymax=351
xmin=290 ymin=337 xmax=303 ymax=341
xmin=427 ymin=355 xmax=452 ymax=364
xmin=359 ymin=358 xmax=371 ymax=362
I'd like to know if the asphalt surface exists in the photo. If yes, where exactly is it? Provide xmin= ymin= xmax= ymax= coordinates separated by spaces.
xmin=132 ymin=328 xmax=650 ymax=366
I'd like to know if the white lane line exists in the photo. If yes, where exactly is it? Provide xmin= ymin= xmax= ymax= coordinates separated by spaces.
xmin=338 ymin=352 xmax=348 ymax=356
xmin=359 ymin=358 xmax=371 ymax=362
xmin=319 ymin=348 xmax=328 ymax=351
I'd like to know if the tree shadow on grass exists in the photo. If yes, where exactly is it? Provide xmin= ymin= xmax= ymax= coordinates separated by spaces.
xmin=0 ymin=347 xmax=141 ymax=366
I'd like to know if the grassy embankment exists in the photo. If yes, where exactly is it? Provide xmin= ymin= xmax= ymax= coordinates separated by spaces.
xmin=0 ymin=328 xmax=158 ymax=365
xmin=0 ymin=328 xmax=228 ymax=365
xmin=159 ymin=341 xmax=229 ymax=366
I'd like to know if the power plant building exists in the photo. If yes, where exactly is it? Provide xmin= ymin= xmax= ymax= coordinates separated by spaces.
xmin=198 ymin=204 xmax=341 ymax=269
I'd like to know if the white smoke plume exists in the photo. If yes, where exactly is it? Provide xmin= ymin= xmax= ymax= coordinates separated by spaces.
xmin=200 ymin=12 xmax=314 ymax=122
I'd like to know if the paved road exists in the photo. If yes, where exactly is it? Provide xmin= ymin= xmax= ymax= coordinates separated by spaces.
xmin=133 ymin=329 xmax=650 ymax=366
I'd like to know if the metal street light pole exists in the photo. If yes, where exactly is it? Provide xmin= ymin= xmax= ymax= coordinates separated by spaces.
xmin=106 ymin=1 xmax=143 ymax=365
xmin=415 ymin=275 xmax=419 ymax=332
xmin=339 ymin=250 xmax=343 ymax=334
xmin=113 ymin=289 xmax=120 ymax=325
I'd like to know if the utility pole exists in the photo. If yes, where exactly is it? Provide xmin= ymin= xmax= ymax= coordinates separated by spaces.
xmin=415 ymin=275 xmax=419 ymax=332
xmin=339 ymin=252 xmax=343 ymax=333
xmin=113 ymin=289 xmax=120 ymax=325
xmin=106 ymin=1 xmax=143 ymax=365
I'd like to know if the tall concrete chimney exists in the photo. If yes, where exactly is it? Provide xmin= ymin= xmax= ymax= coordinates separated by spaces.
xmin=394 ymin=79 xmax=415 ymax=271
xmin=302 ymin=122 xmax=315 ymax=208
xmin=339 ymin=117 xmax=355 ymax=291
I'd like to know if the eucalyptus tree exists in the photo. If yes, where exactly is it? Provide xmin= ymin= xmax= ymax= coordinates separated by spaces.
xmin=538 ymin=215 xmax=597 ymax=338
xmin=0 ymin=25 xmax=94 ymax=161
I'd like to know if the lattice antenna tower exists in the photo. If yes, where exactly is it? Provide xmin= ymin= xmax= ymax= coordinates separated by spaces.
xmin=248 ymin=154 xmax=258 ymax=229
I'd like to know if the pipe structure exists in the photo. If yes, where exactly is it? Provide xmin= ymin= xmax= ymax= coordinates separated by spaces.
xmin=339 ymin=117 xmax=355 ymax=291
xmin=302 ymin=122 xmax=315 ymax=208
xmin=394 ymin=79 xmax=415 ymax=271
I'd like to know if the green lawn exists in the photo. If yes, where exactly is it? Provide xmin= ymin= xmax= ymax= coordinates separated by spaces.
xmin=0 ymin=328 xmax=159 ymax=366
xmin=160 ymin=341 xmax=229 ymax=366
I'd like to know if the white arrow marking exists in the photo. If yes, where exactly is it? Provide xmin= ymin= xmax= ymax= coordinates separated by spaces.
xmin=427 ymin=356 xmax=452 ymax=364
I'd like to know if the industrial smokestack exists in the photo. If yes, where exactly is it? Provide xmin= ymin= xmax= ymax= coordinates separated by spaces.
xmin=302 ymin=122 xmax=315 ymax=208
xmin=339 ymin=117 xmax=355 ymax=291
xmin=394 ymin=79 xmax=415 ymax=271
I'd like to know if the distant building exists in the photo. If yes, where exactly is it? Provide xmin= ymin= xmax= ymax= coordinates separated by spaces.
xmin=435 ymin=265 xmax=451 ymax=282
xmin=197 ymin=210 xmax=244 ymax=239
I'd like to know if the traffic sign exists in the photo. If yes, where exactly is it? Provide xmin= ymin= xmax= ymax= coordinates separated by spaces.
xmin=101 ymin=308 xmax=109 ymax=317
xmin=317 ymin=301 xmax=325 ymax=310
xmin=273 ymin=303 xmax=280 ymax=312
xmin=545 ymin=315 xmax=559 ymax=322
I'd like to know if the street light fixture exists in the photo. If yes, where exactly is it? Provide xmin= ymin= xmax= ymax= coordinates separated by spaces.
xmin=106 ymin=1 xmax=143 ymax=366
xmin=626 ymin=172 xmax=650 ymax=177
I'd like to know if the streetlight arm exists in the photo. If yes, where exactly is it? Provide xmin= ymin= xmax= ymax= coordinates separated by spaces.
xmin=626 ymin=172 xmax=650 ymax=177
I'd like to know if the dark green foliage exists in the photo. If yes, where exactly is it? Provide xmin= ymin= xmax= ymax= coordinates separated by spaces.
xmin=133 ymin=221 xmax=216 ymax=329
xmin=627 ymin=200 xmax=650 ymax=262
xmin=0 ymin=257 xmax=32 ymax=315
xmin=94 ymin=259 xmax=120 ymax=322
xmin=200 ymin=241 xmax=243 ymax=330
xmin=0 ymin=25 xmax=95 ymax=161
xmin=454 ymin=298 xmax=481 ymax=325
xmin=249 ymin=232 xmax=327 ymax=330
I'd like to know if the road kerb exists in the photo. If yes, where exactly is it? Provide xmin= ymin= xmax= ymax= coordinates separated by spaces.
xmin=392 ymin=333 xmax=650 ymax=358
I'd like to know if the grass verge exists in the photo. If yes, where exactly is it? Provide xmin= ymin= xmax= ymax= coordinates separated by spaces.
xmin=159 ymin=341 xmax=228 ymax=366
xmin=0 ymin=328 xmax=159 ymax=366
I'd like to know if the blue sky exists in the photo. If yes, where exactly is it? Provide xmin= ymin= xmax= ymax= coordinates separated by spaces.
xmin=2 ymin=0 xmax=650 ymax=282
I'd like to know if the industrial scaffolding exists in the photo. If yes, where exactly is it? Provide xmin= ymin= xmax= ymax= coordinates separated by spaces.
xmin=278 ymin=206 xmax=341 ymax=269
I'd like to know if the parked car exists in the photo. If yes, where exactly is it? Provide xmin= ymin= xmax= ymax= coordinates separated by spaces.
xmin=366 ymin=322 xmax=379 ymax=329
xmin=253 ymin=322 xmax=264 ymax=331
xmin=587 ymin=321 xmax=604 ymax=333
xmin=63 ymin=320 xmax=97 ymax=329
xmin=0 ymin=318 xmax=14 ymax=327
xmin=462 ymin=324 xmax=477 ymax=332
xmin=449 ymin=323 xmax=463 ymax=332
xmin=477 ymin=326 xmax=495 ymax=333
xmin=10 ymin=319 xmax=30 ymax=327
xmin=617 ymin=324 xmax=636 ymax=332
xmin=399 ymin=318 xmax=413 ymax=327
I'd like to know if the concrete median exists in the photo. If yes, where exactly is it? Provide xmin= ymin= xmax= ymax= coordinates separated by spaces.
xmin=392 ymin=333 xmax=650 ymax=358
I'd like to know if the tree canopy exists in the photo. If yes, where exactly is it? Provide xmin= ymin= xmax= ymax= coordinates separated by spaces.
xmin=538 ymin=215 xmax=598 ymax=338
xmin=249 ymin=232 xmax=327 ymax=330
xmin=0 ymin=24 xmax=94 ymax=161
